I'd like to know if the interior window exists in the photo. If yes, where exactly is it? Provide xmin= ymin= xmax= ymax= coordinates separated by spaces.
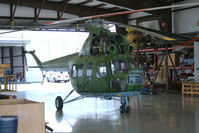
xmin=71 ymin=65 xmax=77 ymax=78
xmin=86 ymin=63 xmax=93 ymax=77
xmin=128 ymin=75 xmax=143 ymax=84
xmin=110 ymin=59 xmax=128 ymax=74
xmin=78 ymin=64 xmax=83 ymax=77
xmin=128 ymin=58 xmax=136 ymax=69
xmin=110 ymin=61 xmax=115 ymax=75
xmin=96 ymin=64 xmax=107 ymax=78
xmin=120 ymin=61 xmax=126 ymax=70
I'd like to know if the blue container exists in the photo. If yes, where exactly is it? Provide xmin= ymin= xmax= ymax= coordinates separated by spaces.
xmin=0 ymin=116 xmax=18 ymax=133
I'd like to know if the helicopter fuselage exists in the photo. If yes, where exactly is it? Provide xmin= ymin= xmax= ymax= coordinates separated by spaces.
xmin=40 ymin=53 xmax=144 ymax=98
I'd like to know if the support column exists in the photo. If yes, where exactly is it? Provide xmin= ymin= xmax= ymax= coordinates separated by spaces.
xmin=9 ymin=47 xmax=13 ymax=74
xmin=194 ymin=38 xmax=199 ymax=81
xmin=165 ymin=45 xmax=169 ymax=93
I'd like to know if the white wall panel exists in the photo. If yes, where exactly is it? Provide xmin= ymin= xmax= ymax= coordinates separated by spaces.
xmin=0 ymin=4 xmax=77 ymax=19
xmin=13 ymin=56 xmax=22 ymax=66
xmin=13 ymin=67 xmax=23 ymax=74
xmin=15 ymin=6 xmax=34 ymax=17
xmin=128 ymin=12 xmax=160 ymax=30
xmin=0 ymin=4 xmax=10 ymax=16
xmin=13 ymin=47 xmax=22 ymax=56
xmin=172 ymin=0 xmax=199 ymax=34
xmin=4 ymin=58 xmax=10 ymax=64
xmin=3 ymin=48 xmax=9 ymax=57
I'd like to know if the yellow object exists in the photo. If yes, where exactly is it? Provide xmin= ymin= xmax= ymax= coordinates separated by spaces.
xmin=197 ymin=21 xmax=199 ymax=26
xmin=127 ymin=34 xmax=136 ymax=41
xmin=126 ymin=28 xmax=137 ymax=49
xmin=1 ymin=75 xmax=17 ymax=92
xmin=126 ymin=27 xmax=136 ymax=33
xmin=164 ymin=37 xmax=176 ymax=41
xmin=117 ymin=94 xmax=122 ymax=97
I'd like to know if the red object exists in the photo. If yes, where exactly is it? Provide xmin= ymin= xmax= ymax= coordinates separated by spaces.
xmin=161 ymin=21 xmax=166 ymax=27
xmin=44 ymin=21 xmax=55 ymax=25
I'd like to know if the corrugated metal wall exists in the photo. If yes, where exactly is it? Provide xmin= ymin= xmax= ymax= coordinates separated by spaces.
xmin=0 ymin=47 xmax=25 ymax=81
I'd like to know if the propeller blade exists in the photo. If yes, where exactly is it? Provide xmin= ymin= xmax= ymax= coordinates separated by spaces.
xmin=44 ymin=2 xmax=199 ymax=26
xmin=102 ymin=19 xmax=191 ymax=42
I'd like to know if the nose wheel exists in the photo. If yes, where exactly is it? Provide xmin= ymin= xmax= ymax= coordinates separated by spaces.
xmin=120 ymin=97 xmax=130 ymax=113
xmin=55 ymin=96 xmax=63 ymax=110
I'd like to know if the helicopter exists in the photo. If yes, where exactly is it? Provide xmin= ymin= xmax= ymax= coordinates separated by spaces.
xmin=11 ymin=2 xmax=199 ymax=113
xmin=26 ymin=26 xmax=144 ymax=113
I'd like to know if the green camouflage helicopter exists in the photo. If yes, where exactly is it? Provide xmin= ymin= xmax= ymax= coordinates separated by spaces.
xmin=27 ymin=26 xmax=144 ymax=113
xmin=22 ymin=2 xmax=197 ymax=113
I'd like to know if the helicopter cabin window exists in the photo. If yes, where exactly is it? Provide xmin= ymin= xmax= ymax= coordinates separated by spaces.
xmin=86 ymin=63 xmax=93 ymax=77
xmin=127 ymin=75 xmax=143 ymax=84
xmin=110 ymin=60 xmax=128 ymax=74
xmin=77 ymin=64 xmax=84 ymax=77
xmin=71 ymin=65 xmax=77 ymax=78
xmin=96 ymin=64 xmax=107 ymax=78
xmin=128 ymin=58 xmax=136 ymax=69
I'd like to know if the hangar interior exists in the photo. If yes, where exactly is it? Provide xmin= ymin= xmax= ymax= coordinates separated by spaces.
xmin=0 ymin=0 xmax=199 ymax=133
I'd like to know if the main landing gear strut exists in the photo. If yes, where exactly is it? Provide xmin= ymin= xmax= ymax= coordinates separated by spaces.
xmin=120 ymin=97 xmax=130 ymax=113
xmin=55 ymin=89 xmax=85 ymax=110
xmin=55 ymin=89 xmax=131 ymax=114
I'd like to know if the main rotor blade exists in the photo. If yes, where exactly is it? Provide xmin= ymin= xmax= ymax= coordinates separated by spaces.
xmin=45 ymin=2 xmax=199 ymax=26
xmin=103 ymin=20 xmax=190 ymax=42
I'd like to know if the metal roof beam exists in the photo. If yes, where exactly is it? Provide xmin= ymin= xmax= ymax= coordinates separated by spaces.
xmin=0 ymin=0 xmax=128 ymax=24
xmin=98 ymin=0 xmax=170 ymax=10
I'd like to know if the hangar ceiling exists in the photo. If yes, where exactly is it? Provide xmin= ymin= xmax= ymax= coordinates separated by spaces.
xmin=0 ymin=0 xmax=186 ymax=30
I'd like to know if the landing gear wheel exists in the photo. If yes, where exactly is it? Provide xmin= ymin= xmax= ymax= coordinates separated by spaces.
xmin=125 ymin=106 xmax=130 ymax=113
xmin=55 ymin=96 xmax=63 ymax=110
xmin=120 ymin=97 xmax=130 ymax=113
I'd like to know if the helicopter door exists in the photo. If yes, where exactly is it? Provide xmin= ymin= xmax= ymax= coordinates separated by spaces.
xmin=85 ymin=63 xmax=93 ymax=91
xmin=95 ymin=63 xmax=107 ymax=92
xmin=76 ymin=64 xmax=84 ymax=91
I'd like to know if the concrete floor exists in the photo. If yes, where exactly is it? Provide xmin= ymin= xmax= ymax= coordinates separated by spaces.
xmin=16 ymin=82 xmax=199 ymax=133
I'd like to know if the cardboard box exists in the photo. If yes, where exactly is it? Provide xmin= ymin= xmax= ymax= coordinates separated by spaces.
xmin=0 ymin=73 xmax=4 ymax=77
xmin=0 ymin=64 xmax=10 ymax=68
xmin=0 ymin=68 xmax=4 ymax=73
xmin=0 ymin=99 xmax=45 ymax=133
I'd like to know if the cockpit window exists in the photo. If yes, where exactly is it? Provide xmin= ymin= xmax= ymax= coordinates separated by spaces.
xmin=71 ymin=65 xmax=77 ymax=78
xmin=128 ymin=75 xmax=143 ymax=84
xmin=96 ymin=63 xmax=107 ymax=78
xmin=110 ymin=60 xmax=128 ymax=74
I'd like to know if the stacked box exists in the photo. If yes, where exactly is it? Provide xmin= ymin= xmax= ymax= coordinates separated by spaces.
xmin=0 ymin=99 xmax=45 ymax=133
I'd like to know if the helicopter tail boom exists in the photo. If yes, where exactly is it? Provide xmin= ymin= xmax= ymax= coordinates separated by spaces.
xmin=25 ymin=50 xmax=43 ymax=68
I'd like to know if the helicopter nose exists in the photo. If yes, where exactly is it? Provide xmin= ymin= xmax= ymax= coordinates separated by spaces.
xmin=127 ymin=74 xmax=144 ymax=85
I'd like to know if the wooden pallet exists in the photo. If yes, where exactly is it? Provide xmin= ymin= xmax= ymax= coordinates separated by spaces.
xmin=182 ymin=82 xmax=199 ymax=96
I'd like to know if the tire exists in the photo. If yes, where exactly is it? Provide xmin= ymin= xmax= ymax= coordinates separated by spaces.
xmin=55 ymin=96 xmax=63 ymax=110
xmin=125 ymin=106 xmax=130 ymax=113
